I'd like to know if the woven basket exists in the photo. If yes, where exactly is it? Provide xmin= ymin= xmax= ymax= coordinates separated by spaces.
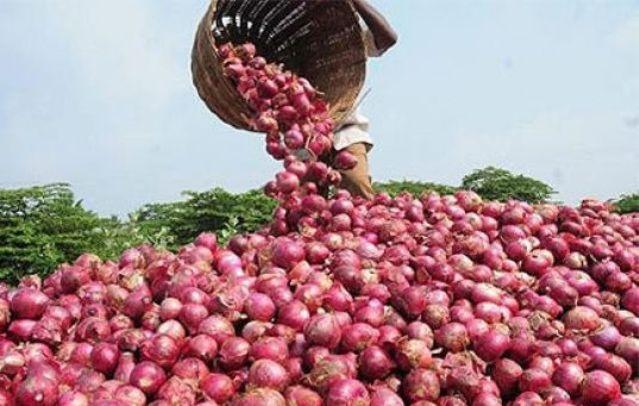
xmin=192 ymin=0 xmax=367 ymax=132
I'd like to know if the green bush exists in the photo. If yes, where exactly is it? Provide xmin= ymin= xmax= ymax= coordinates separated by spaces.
xmin=133 ymin=188 xmax=276 ymax=249
xmin=0 ymin=185 xmax=116 ymax=283
xmin=375 ymin=180 xmax=457 ymax=197
xmin=614 ymin=193 xmax=639 ymax=214
xmin=461 ymin=166 xmax=556 ymax=204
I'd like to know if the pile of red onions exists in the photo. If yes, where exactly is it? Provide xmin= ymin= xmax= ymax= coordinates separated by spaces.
xmin=219 ymin=42 xmax=358 ymax=206
xmin=0 ymin=43 xmax=638 ymax=405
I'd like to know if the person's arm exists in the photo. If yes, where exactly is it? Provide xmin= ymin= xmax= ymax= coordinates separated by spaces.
xmin=352 ymin=0 xmax=397 ymax=55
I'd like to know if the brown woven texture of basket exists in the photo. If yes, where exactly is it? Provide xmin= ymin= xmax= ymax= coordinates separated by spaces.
xmin=192 ymin=0 xmax=367 ymax=132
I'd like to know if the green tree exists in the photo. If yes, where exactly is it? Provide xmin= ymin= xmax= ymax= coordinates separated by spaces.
xmin=461 ymin=166 xmax=556 ymax=203
xmin=134 ymin=188 xmax=277 ymax=248
xmin=0 ymin=184 xmax=108 ymax=283
xmin=614 ymin=193 xmax=639 ymax=214
xmin=374 ymin=180 xmax=457 ymax=197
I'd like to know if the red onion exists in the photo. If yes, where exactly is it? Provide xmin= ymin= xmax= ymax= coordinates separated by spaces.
xmin=58 ymin=391 xmax=89 ymax=406
xmin=614 ymin=337 xmax=639 ymax=374
xmin=219 ymin=337 xmax=250 ymax=370
xmin=114 ymin=352 xmax=135 ymax=382
xmin=140 ymin=334 xmax=180 ymax=368
xmin=171 ymin=357 xmax=209 ymax=382
xmin=552 ymin=362 xmax=584 ymax=396
xmin=198 ymin=315 xmax=235 ymax=345
xmin=248 ymin=359 xmax=290 ymax=390
xmin=4 ymin=45 xmax=639 ymax=405
xmin=201 ymin=373 xmax=235 ymax=403
xmin=402 ymin=368 xmax=440 ymax=403
xmin=284 ymin=385 xmax=322 ymax=406
xmin=326 ymin=378 xmax=370 ymax=406
xmin=11 ymin=288 xmax=49 ymax=319
xmin=474 ymin=329 xmax=510 ymax=362
xmin=305 ymin=354 xmax=354 ymax=393
xmin=15 ymin=375 xmax=58 ymax=406
xmin=272 ymin=239 xmax=305 ymax=269
xmin=582 ymin=370 xmax=622 ymax=405
xmin=422 ymin=304 xmax=450 ymax=329
xmin=563 ymin=306 xmax=601 ymax=331
xmin=340 ymin=322 xmax=379 ymax=352
xmin=244 ymin=292 xmax=276 ymax=322
xmin=370 ymin=386 xmax=404 ymax=406
xmin=249 ymin=337 xmax=289 ymax=364
xmin=179 ymin=303 xmax=209 ymax=333
xmin=622 ymin=287 xmax=639 ymax=315
xmin=90 ymin=343 xmax=120 ymax=374
xmin=519 ymin=368 xmax=551 ymax=392
xmin=395 ymin=338 xmax=432 ymax=370
xmin=115 ymin=385 xmax=147 ymax=405
xmin=304 ymin=313 xmax=341 ymax=349
xmin=434 ymin=322 xmax=469 ymax=352
xmin=129 ymin=361 xmax=167 ymax=395
xmin=231 ymin=388 xmax=286 ymax=406
xmin=591 ymin=325 xmax=622 ymax=350
xmin=493 ymin=358 xmax=523 ymax=395
xmin=182 ymin=334 xmax=218 ymax=361
xmin=472 ymin=392 xmax=502 ymax=406
xmin=593 ymin=353 xmax=632 ymax=383
xmin=359 ymin=345 xmax=394 ymax=379
xmin=277 ymin=300 xmax=310 ymax=332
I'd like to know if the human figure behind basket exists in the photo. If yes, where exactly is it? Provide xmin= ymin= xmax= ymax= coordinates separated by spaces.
xmin=335 ymin=0 xmax=397 ymax=199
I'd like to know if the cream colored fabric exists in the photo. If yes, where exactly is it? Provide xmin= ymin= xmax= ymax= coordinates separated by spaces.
xmin=333 ymin=110 xmax=373 ymax=151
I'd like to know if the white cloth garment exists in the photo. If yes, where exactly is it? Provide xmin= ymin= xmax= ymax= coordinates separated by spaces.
xmin=333 ymin=29 xmax=379 ymax=152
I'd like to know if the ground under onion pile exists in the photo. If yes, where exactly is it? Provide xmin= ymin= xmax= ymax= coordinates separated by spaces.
xmin=1 ymin=44 xmax=639 ymax=405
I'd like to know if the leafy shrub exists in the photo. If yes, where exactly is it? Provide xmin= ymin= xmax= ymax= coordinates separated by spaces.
xmin=374 ymin=180 xmax=457 ymax=197
xmin=461 ymin=166 xmax=556 ymax=204
xmin=614 ymin=193 xmax=639 ymax=214
xmin=133 ymin=188 xmax=276 ymax=249
xmin=0 ymin=184 xmax=174 ymax=283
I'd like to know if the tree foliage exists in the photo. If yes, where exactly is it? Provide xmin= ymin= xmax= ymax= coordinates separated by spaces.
xmin=0 ymin=185 xmax=112 ymax=283
xmin=374 ymin=180 xmax=457 ymax=197
xmin=461 ymin=166 xmax=556 ymax=204
xmin=134 ymin=188 xmax=277 ymax=249
xmin=614 ymin=193 xmax=639 ymax=214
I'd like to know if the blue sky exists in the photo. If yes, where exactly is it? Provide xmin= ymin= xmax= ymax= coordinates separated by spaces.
xmin=1 ymin=1 xmax=638 ymax=216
